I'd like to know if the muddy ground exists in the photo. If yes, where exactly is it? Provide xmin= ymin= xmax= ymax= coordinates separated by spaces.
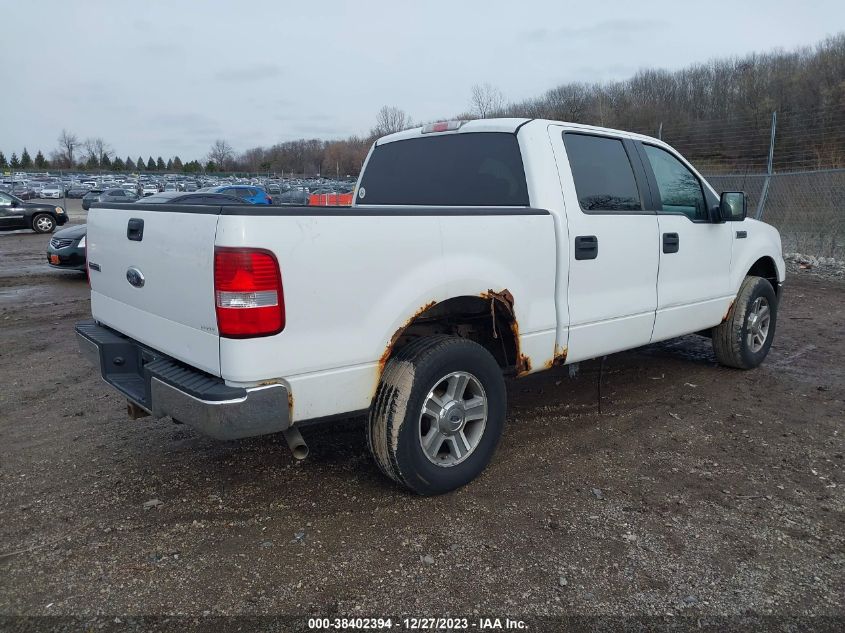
xmin=0 ymin=221 xmax=843 ymax=631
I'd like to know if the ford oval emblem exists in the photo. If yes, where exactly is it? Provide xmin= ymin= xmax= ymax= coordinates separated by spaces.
xmin=126 ymin=267 xmax=145 ymax=288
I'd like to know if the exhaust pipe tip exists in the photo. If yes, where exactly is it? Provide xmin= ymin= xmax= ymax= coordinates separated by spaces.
xmin=283 ymin=426 xmax=309 ymax=460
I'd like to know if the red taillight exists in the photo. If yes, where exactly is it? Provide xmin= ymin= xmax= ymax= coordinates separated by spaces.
xmin=214 ymin=247 xmax=285 ymax=338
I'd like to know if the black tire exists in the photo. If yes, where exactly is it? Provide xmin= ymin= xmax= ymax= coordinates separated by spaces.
xmin=32 ymin=213 xmax=56 ymax=234
xmin=712 ymin=275 xmax=778 ymax=369
xmin=368 ymin=336 xmax=506 ymax=495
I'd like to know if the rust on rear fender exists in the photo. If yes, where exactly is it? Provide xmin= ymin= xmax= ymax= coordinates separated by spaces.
xmin=377 ymin=300 xmax=438 ymax=375
xmin=722 ymin=299 xmax=735 ymax=322
xmin=481 ymin=289 xmax=534 ymax=377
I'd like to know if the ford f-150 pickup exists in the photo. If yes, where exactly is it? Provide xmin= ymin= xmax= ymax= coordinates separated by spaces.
xmin=76 ymin=118 xmax=785 ymax=495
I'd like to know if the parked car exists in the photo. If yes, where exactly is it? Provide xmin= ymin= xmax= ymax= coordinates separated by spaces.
xmin=66 ymin=184 xmax=91 ymax=198
xmin=40 ymin=184 xmax=64 ymax=199
xmin=11 ymin=184 xmax=36 ymax=200
xmin=47 ymin=223 xmax=87 ymax=271
xmin=76 ymin=118 xmax=785 ymax=495
xmin=142 ymin=183 xmax=160 ymax=196
xmin=207 ymin=185 xmax=272 ymax=204
xmin=0 ymin=191 xmax=68 ymax=233
xmin=82 ymin=188 xmax=140 ymax=210
xmin=276 ymin=187 xmax=310 ymax=205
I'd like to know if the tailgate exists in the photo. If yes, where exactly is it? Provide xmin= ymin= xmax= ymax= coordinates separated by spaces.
xmin=86 ymin=205 xmax=221 ymax=376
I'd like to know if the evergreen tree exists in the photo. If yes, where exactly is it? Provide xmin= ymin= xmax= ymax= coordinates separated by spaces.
xmin=101 ymin=154 xmax=112 ymax=169
xmin=137 ymin=156 xmax=145 ymax=171
xmin=112 ymin=156 xmax=125 ymax=171
xmin=34 ymin=150 xmax=46 ymax=169
xmin=156 ymin=156 xmax=166 ymax=171
xmin=86 ymin=155 xmax=99 ymax=169
xmin=172 ymin=156 xmax=183 ymax=171
xmin=205 ymin=160 xmax=217 ymax=172
xmin=20 ymin=148 xmax=32 ymax=169
xmin=166 ymin=158 xmax=173 ymax=171
xmin=10 ymin=152 xmax=20 ymax=169
xmin=147 ymin=156 xmax=156 ymax=171
xmin=0 ymin=151 xmax=7 ymax=169
xmin=126 ymin=156 xmax=136 ymax=171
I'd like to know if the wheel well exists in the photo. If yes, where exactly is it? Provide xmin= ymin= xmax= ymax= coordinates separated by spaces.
xmin=747 ymin=256 xmax=780 ymax=296
xmin=383 ymin=295 xmax=521 ymax=371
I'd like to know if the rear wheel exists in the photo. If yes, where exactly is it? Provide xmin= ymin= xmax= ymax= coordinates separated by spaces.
xmin=712 ymin=275 xmax=778 ymax=369
xmin=32 ymin=213 xmax=56 ymax=233
xmin=368 ymin=336 xmax=506 ymax=495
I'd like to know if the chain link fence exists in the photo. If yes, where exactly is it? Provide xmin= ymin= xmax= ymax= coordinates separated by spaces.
xmin=705 ymin=169 xmax=845 ymax=258
xmin=646 ymin=108 xmax=845 ymax=260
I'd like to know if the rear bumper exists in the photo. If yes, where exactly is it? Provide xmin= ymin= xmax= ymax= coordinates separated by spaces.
xmin=75 ymin=320 xmax=290 ymax=440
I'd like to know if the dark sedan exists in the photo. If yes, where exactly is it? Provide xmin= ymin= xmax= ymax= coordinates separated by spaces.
xmin=11 ymin=185 xmax=37 ymax=200
xmin=47 ymin=223 xmax=87 ymax=271
xmin=82 ymin=188 xmax=140 ymax=211
xmin=0 ymin=191 xmax=68 ymax=233
xmin=66 ymin=185 xmax=91 ymax=198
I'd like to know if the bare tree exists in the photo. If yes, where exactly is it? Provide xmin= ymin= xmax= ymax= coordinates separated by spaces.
xmin=84 ymin=137 xmax=113 ymax=164
xmin=372 ymin=106 xmax=409 ymax=137
xmin=470 ymin=83 xmax=505 ymax=118
xmin=208 ymin=140 xmax=234 ymax=169
xmin=56 ymin=129 xmax=79 ymax=167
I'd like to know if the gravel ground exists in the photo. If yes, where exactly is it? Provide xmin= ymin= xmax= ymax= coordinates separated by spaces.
xmin=0 ymin=222 xmax=843 ymax=632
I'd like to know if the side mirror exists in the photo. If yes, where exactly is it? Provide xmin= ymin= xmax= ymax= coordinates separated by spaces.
xmin=719 ymin=191 xmax=747 ymax=222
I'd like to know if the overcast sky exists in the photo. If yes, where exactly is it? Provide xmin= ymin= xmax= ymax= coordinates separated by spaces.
xmin=1 ymin=0 xmax=842 ymax=160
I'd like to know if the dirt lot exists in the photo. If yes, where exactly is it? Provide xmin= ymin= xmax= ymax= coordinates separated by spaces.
xmin=0 ymin=222 xmax=843 ymax=630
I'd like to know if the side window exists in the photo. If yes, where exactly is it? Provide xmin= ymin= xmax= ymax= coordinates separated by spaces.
xmin=0 ymin=192 xmax=12 ymax=206
xmin=111 ymin=190 xmax=125 ymax=197
xmin=643 ymin=145 xmax=707 ymax=221
xmin=563 ymin=133 xmax=642 ymax=212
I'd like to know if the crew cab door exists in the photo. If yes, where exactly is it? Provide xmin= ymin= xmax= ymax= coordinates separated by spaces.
xmin=636 ymin=143 xmax=734 ymax=341
xmin=550 ymin=129 xmax=660 ymax=363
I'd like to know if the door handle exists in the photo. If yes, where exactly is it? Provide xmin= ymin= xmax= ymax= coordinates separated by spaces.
xmin=662 ymin=232 xmax=679 ymax=254
xmin=574 ymin=235 xmax=598 ymax=260
xmin=127 ymin=218 xmax=144 ymax=241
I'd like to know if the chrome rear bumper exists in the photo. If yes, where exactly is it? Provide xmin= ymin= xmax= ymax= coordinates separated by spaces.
xmin=76 ymin=320 xmax=290 ymax=440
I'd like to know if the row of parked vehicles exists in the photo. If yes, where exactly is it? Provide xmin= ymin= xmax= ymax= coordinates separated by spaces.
xmin=1 ymin=174 xmax=355 ymax=205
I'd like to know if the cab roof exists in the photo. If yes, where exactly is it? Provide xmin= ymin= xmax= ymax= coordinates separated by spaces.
xmin=376 ymin=117 xmax=662 ymax=146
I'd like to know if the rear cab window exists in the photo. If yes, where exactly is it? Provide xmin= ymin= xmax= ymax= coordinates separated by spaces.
xmin=357 ymin=132 xmax=529 ymax=206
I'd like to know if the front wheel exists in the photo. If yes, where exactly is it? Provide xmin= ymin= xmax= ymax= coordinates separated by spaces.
xmin=32 ymin=213 xmax=56 ymax=234
xmin=712 ymin=275 xmax=778 ymax=369
xmin=368 ymin=336 xmax=506 ymax=495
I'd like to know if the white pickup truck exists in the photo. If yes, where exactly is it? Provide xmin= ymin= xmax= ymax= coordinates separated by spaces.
xmin=77 ymin=118 xmax=785 ymax=495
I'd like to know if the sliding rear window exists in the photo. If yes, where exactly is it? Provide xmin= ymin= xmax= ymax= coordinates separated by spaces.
xmin=358 ymin=132 xmax=529 ymax=206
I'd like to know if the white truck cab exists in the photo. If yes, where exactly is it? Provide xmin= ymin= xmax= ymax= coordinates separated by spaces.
xmin=77 ymin=118 xmax=785 ymax=494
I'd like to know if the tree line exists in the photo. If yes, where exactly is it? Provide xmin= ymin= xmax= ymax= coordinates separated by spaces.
xmin=4 ymin=34 xmax=843 ymax=177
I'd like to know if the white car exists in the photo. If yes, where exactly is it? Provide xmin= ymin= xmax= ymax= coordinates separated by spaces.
xmin=40 ymin=184 xmax=63 ymax=199
xmin=77 ymin=118 xmax=785 ymax=495
xmin=141 ymin=184 xmax=159 ymax=196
